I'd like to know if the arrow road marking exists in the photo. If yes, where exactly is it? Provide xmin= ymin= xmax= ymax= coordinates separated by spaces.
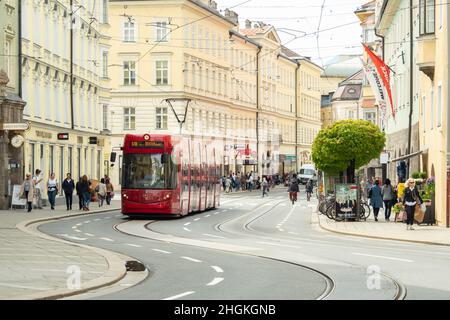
xmin=211 ymin=266 xmax=224 ymax=273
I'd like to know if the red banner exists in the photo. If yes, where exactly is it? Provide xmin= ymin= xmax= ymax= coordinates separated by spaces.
xmin=363 ymin=44 xmax=395 ymax=119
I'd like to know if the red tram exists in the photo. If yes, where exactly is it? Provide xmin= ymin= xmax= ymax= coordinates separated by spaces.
xmin=121 ymin=134 xmax=221 ymax=217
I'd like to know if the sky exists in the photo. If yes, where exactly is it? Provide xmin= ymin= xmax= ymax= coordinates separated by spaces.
xmin=217 ymin=0 xmax=368 ymax=66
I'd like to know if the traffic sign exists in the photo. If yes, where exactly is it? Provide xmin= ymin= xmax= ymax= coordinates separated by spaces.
xmin=57 ymin=133 xmax=69 ymax=140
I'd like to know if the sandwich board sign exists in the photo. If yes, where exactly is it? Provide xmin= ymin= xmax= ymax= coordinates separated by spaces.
xmin=11 ymin=185 xmax=26 ymax=209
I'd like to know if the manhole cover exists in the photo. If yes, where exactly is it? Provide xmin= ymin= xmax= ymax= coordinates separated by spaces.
xmin=125 ymin=260 xmax=146 ymax=272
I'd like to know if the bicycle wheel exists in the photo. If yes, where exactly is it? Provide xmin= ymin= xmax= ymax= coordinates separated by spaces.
xmin=325 ymin=203 xmax=336 ymax=220
xmin=363 ymin=202 xmax=371 ymax=219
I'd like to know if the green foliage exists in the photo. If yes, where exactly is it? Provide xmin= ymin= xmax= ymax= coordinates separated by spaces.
xmin=412 ymin=171 xmax=427 ymax=179
xmin=312 ymin=120 xmax=386 ymax=174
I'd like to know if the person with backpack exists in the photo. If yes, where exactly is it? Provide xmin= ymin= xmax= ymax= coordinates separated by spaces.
xmin=288 ymin=177 xmax=299 ymax=204
xmin=381 ymin=179 xmax=395 ymax=221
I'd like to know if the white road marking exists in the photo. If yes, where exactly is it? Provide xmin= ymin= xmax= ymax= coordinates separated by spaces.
xmin=181 ymin=256 xmax=202 ymax=263
xmin=256 ymin=241 xmax=302 ymax=249
xmin=72 ymin=226 xmax=77 ymax=229
xmin=105 ymin=217 xmax=111 ymax=219
xmin=84 ymin=233 xmax=95 ymax=237
xmin=184 ymin=222 xmax=191 ymax=226
xmin=183 ymin=227 xmax=191 ymax=232
xmin=99 ymin=237 xmax=114 ymax=242
xmin=57 ymin=234 xmax=87 ymax=241
xmin=202 ymin=233 xmax=226 ymax=239
xmin=152 ymin=249 xmax=171 ymax=254
xmin=76 ymin=223 xmax=82 ymax=226
xmin=279 ymin=229 xmax=285 ymax=232
xmin=74 ymin=230 xmax=81 ymax=233
xmin=352 ymin=252 xmax=413 ymax=263
xmin=193 ymin=218 xmax=201 ymax=221
xmin=205 ymin=215 xmax=211 ymax=218
xmin=214 ymin=212 xmax=219 ymax=215
xmin=94 ymin=219 xmax=101 ymax=221
xmin=125 ymin=244 xmax=142 ymax=248
xmin=221 ymin=210 xmax=228 ymax=212
xmin=162 ymin=291 xmax=195 ymax=300
xmin=206 ymin=277 xmax=224 ymax=286
xmin=211 ymin=266 xmax=224 ymax=273
xmin=84 ymin=220 xmax=91 ymax=223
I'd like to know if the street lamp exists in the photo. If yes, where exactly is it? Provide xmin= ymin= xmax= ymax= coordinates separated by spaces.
xmin=162 ymin=98 xmax=192 ymax=134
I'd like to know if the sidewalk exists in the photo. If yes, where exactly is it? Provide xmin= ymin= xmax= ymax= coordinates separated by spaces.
xmin=315 ymin=210 xmax=450 ymax=246
xmin=0 ymin=200 xmax=125 ymax=299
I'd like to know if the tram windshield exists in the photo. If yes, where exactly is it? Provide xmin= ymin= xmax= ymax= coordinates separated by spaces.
xmin=122 ymin=153 xmax=177 ymax=189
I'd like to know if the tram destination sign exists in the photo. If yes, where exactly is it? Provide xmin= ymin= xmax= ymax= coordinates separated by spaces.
xmin=130 ymin=140 xmax=164 ymax=148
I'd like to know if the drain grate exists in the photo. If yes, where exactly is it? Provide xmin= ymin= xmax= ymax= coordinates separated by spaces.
xmin=125 ymin=260 xmax=146 ymax=272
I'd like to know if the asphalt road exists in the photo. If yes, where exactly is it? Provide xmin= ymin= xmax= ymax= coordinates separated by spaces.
xmin=39 ymin=187 xmax=450 ymax=300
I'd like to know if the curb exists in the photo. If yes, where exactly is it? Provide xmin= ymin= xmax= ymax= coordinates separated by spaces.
xmin=13 ymin=206 xmax=130 ymax=300
xmin=316 ymin=212 xmax=450 ymax=247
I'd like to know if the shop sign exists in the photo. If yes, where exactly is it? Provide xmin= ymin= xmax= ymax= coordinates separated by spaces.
xmin=0 ymin=122 xmax=29 ymax=131
xmin=57 ymin=133 xmax=69 ymax=140
xmin=89 ymin=137 xmax=98 ymax=144
xmin=380 ymin=153 xmax=389 ymax=164
xmin=36 ymin=130 xmax=52 ymax=139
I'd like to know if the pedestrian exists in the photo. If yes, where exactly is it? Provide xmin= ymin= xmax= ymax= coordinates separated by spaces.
xmin=248 ymin=174 xmax=254 ymax=191
xmin=32 ymin=169 xmax=43 ymax=209
xmin=262 ymin=177 xmax=269 ymax=197
xmin=80 ymin=175 xmax=91 ymax=211
xmin=403 ymin=178 xmax=423 ymax=230
xmin=19 ymin=173 xmax=35 ymax=212
xmin=62 ymin=173 xmax=75 ymax=211
xmin=105 ymin=178 xmax=114 ymax=205
xmin=221 ymin=176 xmax=226 ymax=192
xmin=96 ymin=178 xmax=107 ymax=207
xmin=46 ymin=173 xmax=58 ymax=210
xmin=366 ymin=178 xmax=373 ymax=200
xmin=306 ymin=179 xmax=314 ymax=201
xmin=225 ymin=176 xmax=232 ymax=193
xmin=370 ymin=180 xmax=383 ymax=221
xmin=381 ymin=179 xmax=395 ymax=221
xmin=76 ymin=177 xmax=84 ymax=210
xmin=240 ymin=174 xmax=246 ymax=191
xmin=288 ymin=176 xmax=299 ymax=204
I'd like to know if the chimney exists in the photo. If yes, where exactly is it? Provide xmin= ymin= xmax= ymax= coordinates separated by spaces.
xmin=224 ymin=9 xmax=238 ymax=24
xmin=245 ymin=19 xmax=252 ymax=29
xmin=209 ymin=0 xmax=217 ymax=9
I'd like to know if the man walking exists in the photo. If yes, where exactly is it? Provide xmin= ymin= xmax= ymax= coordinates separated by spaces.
xmin=62 ymin=173 xmax=75 ymax=211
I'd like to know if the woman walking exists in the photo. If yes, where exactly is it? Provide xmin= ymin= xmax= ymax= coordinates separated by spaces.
xmin=105 ymin=179 xmax=114 ymax=205
xmin=80 ymin=175 xmax=91 ymax=211
xmin=46 ymin=173 xmax=58 ymax=210
xmin=262 ymin=177 xmax=269 ymax=197
xmin=403 ymin=178 xmax=423 ymax=230
xmin=19 ymin=174 xmax=35 ymax=212
xmin=381 ymin=179 xmax=395 ymax=221
xmin=370 ymin=180 xmax=383 ymax=221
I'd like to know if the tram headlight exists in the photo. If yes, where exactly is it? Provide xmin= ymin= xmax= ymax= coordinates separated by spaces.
xmin=123 ymin=193 xmax=128 ymax=199
xmin=165 ymin=194 xmax=171 ymax=200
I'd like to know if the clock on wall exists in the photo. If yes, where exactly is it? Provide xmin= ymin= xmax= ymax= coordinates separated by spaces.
xmin=11 ymin=135 xmax=24 ymax=148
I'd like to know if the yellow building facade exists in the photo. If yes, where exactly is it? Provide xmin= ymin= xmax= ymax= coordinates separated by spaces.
xmin=417 ymin=0 xmax=449 ymax=226
xmin=21 ymin=0 xmax=111 ymax=197
xmin=107 ymin=0 xmax=311 ymax=186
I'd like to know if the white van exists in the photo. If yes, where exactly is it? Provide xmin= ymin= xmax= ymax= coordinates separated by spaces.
xmin=297 ymin=164 xmax=317 ymax=185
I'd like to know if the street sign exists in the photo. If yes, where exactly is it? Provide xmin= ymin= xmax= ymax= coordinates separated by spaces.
xmin=380 ymin=153 xmax=389 ymax=164
xmin=0 ymin=122 xmax=29 ymax=131
xmin=89 ymin=137 xmax=98 ymax=144
xmin=57 ymin=133 xmax=69 ymax=140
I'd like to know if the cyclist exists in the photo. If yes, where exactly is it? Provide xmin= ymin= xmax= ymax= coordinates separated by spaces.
xmin=288 ymin=177 xmax=299 ymax=204
xmin=306 ymin=178 xmax=314 ymax=201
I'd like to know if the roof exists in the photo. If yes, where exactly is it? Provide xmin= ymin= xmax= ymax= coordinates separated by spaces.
xmin=281 ymin=46 xmax=301 ymax=58
xmin=339 ymin=69 xmax=364 ymax=85
xmin=239 ymin=26 xmax=272 ymax=36
xmin=331 ymin=84 xmax=362 ymax=101
xmin=229 ymin=30 xmax=261 ymax=48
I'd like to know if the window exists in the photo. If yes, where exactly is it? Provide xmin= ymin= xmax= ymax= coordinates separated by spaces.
xmin=4 ymin=39 xmax=11 ymax=82
xmin=419 ymin=0 xmax=435 ymax=35
xmin=124 ymin=107 xmax=136 ymax=130
xmin=102 ymin=0 xmax=108 ymax=23
xmin=123 ymin=61 xmax=136 ymax=85
xmin=422 ymin=96 xmax=426 ymax=132
xmin=156 ymin=21 xmax=169 ymax=42
xmin=103 ymin=104 xmax=108 ymax=130
xmin=364 ymin=112 xmax=376 ymax=124
xmin=102 ymin=51 xmax=108 ymax=78
xmin=155 ymin=107 xmax=168 ymax=130
xmin=437 ymin=84 xmax=442 ymax=127
xmin=155 ymin=60 xmax=168 ymax=85
xmin=123 ymin=21 xmax=136 ymax=42
xmin=430 ymin=89 xmax=434 ymax=129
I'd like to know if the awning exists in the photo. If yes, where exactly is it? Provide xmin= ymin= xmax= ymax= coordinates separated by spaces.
xmin=389 ymin=149 xmax=425 ymax=163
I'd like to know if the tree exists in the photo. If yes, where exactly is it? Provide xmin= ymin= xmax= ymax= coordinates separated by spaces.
xmin=312 ymin=120 xmax=386 ymax=174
